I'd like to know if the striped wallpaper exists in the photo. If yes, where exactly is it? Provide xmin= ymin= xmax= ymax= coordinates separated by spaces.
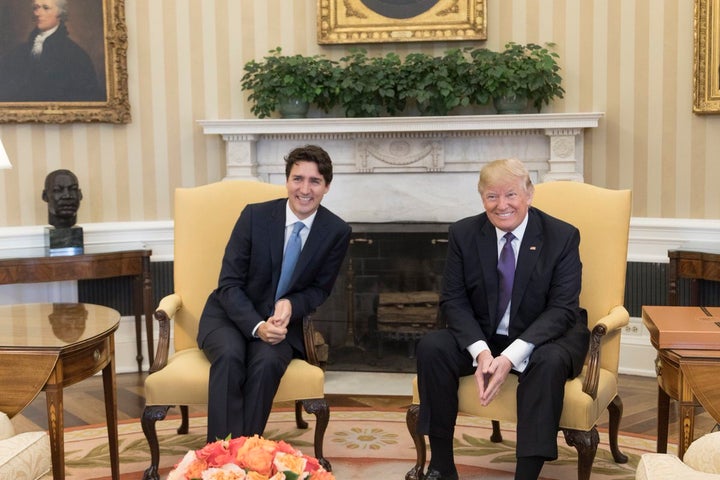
xmin=1 ymin=0 xmax=719 ymax=227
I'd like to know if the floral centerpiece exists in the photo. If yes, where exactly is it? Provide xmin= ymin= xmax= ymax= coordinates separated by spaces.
xmin=167 ymin=435 xmax=335 ymax=480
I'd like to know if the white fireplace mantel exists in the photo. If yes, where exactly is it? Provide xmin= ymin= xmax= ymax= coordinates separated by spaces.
xmin=199 ymin=113 xmax=603 ymax=223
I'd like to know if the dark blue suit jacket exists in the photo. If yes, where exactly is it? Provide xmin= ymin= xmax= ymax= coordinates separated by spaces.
xmin=197 ymin=198 xmax=351 ymax=356
xmin=441 ymin=206 xmax=589 ymax=377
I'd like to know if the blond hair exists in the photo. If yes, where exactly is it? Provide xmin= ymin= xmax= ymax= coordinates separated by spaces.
xmin=477 ymin=158 xmax=534 ymax=195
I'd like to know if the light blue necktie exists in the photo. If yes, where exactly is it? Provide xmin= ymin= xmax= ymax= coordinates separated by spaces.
xmin=497 ymin=232 xmax=516 ymax=319
xmin=275 ymin=222 xmax=305 ymax=301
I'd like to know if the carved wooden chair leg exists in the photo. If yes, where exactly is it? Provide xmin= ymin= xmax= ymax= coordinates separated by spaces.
xmin=295 ymin=399 xmax=308 ymax=429
xmin=562 ymin=427 xmax=599 ymax=480
xmin=301 ymin=398 xmax=332 ymax=472
xmin=141 ymin=405 xmax=171 ymax=480
xmin=405 ymin=404 xmax=425 ymax=480
xmin=607 ymin=395 xmax=628 ymax=463
xmin=178 ymin=405 xmax=189 ymax=434
xmin=490 ymin=420 xmax=503 ymax=442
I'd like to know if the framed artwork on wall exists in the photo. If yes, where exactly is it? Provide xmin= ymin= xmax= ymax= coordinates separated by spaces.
xmin=317 ymin=0 xmax=487 ymax=44
xmin=694 ymin=0 xmax=720 ymax=113
xmin=0 ymin=0 xmax=130 ymax=123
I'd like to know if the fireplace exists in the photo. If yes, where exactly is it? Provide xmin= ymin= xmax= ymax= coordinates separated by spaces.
xmin=312 ymin=223 xmax=449 ymax=372
xmin=200 ymin=113 xmax=603 ymax=372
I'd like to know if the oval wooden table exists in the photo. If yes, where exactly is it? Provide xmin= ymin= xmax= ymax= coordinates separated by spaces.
xmin=0 ymin=303 xmax=120 ymax=480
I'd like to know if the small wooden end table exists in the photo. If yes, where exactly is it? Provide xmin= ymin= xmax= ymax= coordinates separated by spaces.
xmin=0 ymin=249 xmax=154 ymax=371
xmin=0 ymin=303 xmax=121 ymax=480
xmin=642 ymin=305 xmax=720 ymax=459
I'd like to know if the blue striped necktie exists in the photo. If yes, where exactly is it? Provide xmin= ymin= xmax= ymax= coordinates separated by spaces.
xmin=275 ymin=222 xmax=305 ymax=301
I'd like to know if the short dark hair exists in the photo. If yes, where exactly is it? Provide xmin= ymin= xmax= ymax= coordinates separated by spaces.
xmin=284 ymin=145 xmax=333 ymax=185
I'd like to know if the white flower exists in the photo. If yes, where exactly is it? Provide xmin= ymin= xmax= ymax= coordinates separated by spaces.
xmin=166 ymin=450 xmax=198 ymax=480
xmin=201 ymin=463 xmax=246 ymax=480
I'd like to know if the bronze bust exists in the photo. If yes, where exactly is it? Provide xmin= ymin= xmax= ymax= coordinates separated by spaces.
xmin=42 ymin=169 xmax=83 ymax=229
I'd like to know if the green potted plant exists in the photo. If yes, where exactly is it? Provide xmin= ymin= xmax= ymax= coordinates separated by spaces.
xmin=400 ymin=48 xmax=473 ymax=116
xmin=478 ymin=42 xmax=565 ymax=114
xmin=336 ymin=49 xmax=406 ymax=117
xmin=240 ymin=47 xmax=341 ymax=118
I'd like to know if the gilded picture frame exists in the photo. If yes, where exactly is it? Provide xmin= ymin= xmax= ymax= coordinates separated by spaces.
xmin=694 ymin=0 xmax=720 ymax=113
xmin=317 ymin=0 xmax=487 ymax=44
xmin=0 ymin=0 xmax=130 ymax=123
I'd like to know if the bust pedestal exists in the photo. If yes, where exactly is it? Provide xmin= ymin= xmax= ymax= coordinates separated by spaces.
xmin=45 ymin=226 xmax=84 ymax=256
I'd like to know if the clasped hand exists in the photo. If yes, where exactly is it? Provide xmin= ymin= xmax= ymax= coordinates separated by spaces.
xmin=474 ymin=350 xmax=513 ymax=406
xmin=257 ymin=299 xmax=292 ymax=345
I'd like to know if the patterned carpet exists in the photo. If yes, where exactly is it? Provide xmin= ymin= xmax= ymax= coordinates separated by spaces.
xmin=49 ymin=408 xmax=666 ymax=480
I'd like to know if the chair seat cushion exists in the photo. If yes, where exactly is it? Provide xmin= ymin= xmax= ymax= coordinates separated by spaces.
xmin=144 ymin=348 xmax=325 ymax=406
xmin=0 ymin=412 xmax=51 ymax=480
xmin=411 ymin=366 xmax=618 ymax=431
xmin=684 ymin=431 xmax=720 ymax=474
xmin=636 ymin=453 xmax=720 ymax=480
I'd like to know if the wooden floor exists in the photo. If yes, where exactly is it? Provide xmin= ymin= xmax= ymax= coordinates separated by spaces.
xmin=10 ymin=372 xmax=719 ymax=447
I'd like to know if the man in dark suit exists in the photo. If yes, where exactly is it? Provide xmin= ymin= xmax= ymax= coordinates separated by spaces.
xmin=198 ymin=145 xmax=351 ymax=442
xmin=416 ymin=158 xmax=589 ymax=480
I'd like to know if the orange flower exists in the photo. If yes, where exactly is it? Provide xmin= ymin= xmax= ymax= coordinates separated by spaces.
xmin=185 ymin=458 xmax=209 ymax=479
xmin=237 ymin=448 xmax=274 ymax=476
xmin=196 ymin=439 xmax=238 ymax=468
xmin=273 ymin=451 xmax=306 ymax=475
xmin=246 ymin=471 xmax=272 ymax=480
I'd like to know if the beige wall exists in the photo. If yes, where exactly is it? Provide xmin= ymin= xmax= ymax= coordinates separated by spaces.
xmin=1 ymin=0 xmax=719 ymax=227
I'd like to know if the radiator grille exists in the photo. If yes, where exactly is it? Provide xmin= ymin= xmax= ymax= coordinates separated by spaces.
xmin=77 ymin=261 xmax=174 ymax=315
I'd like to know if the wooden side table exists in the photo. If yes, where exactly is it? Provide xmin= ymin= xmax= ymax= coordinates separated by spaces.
xmin=0 ymin=303 xmax=121 ymax=480
xmin=0 ymin=249 xmax=154 ymax=371
xmin=667 ymin=244 xmax=720 ymax=305
xmin=642 ymin=305 xmax=720 ymax=459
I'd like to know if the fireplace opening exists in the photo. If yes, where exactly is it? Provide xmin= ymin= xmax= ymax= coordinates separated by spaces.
xmin=313 ymin=223 xmax=449 ymax=373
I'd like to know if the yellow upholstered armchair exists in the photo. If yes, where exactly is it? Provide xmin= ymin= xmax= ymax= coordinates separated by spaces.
xmin=141 ymin=181 xmax=331 ymax=480
xmin=406 ymin=181 xmax=632 ymax=480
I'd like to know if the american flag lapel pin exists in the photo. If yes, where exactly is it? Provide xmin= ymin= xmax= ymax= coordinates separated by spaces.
xmin=529 ymin=246 xmax=537 ymax=251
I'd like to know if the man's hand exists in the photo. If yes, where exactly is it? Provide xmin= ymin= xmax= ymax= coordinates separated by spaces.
xmin=474 ymin=351 xmax=513 ymax=406
xmin=258 ymin=299 xmax=292 ymax=345
xmin=267 ymin=299 xmax=292 ymax=329
xmin=256 ymin=320 xmax=287 ymax=345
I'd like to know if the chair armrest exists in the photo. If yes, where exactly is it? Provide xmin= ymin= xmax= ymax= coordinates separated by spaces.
xmin=582 ymin=305 xmax=630 ymax=398
xmin=149 ymin=293 xmax=183 ymax=373
xmin=302 ymin=315 xmax=323 ymax=369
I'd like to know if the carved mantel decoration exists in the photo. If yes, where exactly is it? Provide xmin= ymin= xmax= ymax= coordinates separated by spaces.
xmin=199 ymin=113 xmax=603 ymax=223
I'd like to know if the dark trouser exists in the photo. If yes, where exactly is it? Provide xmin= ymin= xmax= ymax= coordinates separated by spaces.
xmin=202 ymin=325 xmax=293 ymax=442
xmin=416 ymin=329 xmax=573 ymax=460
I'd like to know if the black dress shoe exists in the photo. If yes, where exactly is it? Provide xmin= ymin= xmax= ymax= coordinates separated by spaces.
xmin=424 ymin=468 xmax=459 ymax=480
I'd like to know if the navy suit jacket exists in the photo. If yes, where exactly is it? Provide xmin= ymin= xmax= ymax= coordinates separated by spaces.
xmin=197 ymin=198 xmax=351 ymax=356
xmin=441 ymin=206 xmax=589 ymax=377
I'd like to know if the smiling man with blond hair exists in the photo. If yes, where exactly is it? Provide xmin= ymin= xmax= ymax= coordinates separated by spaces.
xmin=416 ymin=158 xmax=589 ymax=480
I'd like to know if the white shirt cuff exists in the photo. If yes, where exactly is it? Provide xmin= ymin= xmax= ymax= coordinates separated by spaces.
xmin=251 ymin=321 xmax=264 ymax=338
xmin=501 ymin=339 xmax=534 ymax=372
xmin=467 ymin=340 xmax=490 ymax=366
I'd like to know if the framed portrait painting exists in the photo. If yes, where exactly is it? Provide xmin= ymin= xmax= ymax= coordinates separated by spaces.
xmin=317 ymin=0 xmax=487 ymax=44
xmin=694 ymin=0 xmax=720 ymax=113
xmin=0 ymin=0 xmax=130 ymax=123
